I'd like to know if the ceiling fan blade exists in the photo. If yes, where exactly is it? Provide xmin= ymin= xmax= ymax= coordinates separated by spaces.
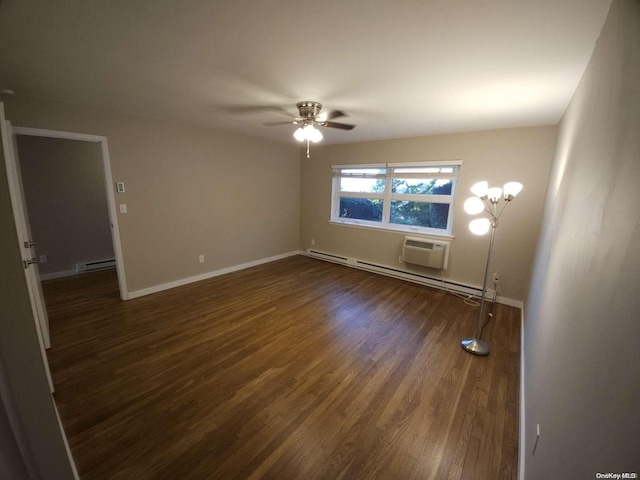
xmin=219 ymin=105 xmax=293 ymax=117
xmin=315 ymin=109 xmax=346 ymax=122
xmin=324 ymin=121 xmax=356 ymax=130
xmin=325 ymin=109 xmax=347 ymax=120
xmin=263 ymin=121 xmax=295 ymax=127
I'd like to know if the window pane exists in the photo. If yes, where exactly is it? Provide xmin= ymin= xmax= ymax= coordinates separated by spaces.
xmin=392 ymin=166 xmax=457 ymax=174
xmin=339 ymin=197 xmax=383 ymax=222
xmin=390 ymin=200 xmax=450 ymax=229
xmin=341 ymin=168 xmax=385 ymax=175
xmin=392 ymin=178 xmax=453 ymax=195
xmin=340 ymin=177 xmax=385 ymax=193
xmin=393 ymin=167 xmax=442 ymax=174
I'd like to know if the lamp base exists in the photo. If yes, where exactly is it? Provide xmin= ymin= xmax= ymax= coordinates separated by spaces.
xmin=461 ymin=338 xmax=490 ymax=356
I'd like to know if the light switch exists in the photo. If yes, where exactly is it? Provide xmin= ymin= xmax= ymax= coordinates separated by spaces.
xmin=116 ymin=182 xmax=125 ymax=193
xmin=119 ymin=204 xmax=127 ymax=214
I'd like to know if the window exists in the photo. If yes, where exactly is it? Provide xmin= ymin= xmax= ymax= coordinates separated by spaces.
xmin=331 ymin=161 xmax=461 ymax=236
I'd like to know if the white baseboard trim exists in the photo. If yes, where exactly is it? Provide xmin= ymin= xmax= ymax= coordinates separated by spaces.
xmin=496 ymin=295 xmax=524 ymax=309
xmin=518 ymin=306 xmax=525 ymax=480
xmin=54 ymin=402 xmax=80 ymax=479
xmin=39 ymin=270 xmax=77 ymax=281
xmin=127 ymin=250 xmax=302 ymax=300
xmin=305 ymin=248 xmax=523 ymax=309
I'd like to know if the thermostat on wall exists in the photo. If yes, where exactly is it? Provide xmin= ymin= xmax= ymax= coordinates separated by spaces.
xmin=116 ymin=182 xmax=125 ymax=193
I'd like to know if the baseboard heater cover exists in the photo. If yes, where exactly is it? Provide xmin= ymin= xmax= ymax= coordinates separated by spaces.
xmin=75 ymin=258 xmax=116 ymax=273
xmin=306 ymin=250 xmax=349 ymax=264
xmin=306 ymin=249 xmax=483 ymax=298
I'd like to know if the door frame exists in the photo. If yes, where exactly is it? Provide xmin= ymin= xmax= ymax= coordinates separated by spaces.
xmin=12 ymin=126 xmax=128 ymax=300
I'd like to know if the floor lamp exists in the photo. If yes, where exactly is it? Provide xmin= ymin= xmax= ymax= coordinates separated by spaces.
xmin=460 ymin=180 xmax=523 ymax=356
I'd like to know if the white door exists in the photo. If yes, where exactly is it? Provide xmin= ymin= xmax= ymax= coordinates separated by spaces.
xmin=1 ymin=102 xmax=54 ymax=392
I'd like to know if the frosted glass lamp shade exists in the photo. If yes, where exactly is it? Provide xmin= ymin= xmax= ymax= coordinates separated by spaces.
xmin=464 ymin=197 xmax=485 ymax=215
xmin=308 ymin=125 xmax=323 ymax=143
xmin=469 ymin=217 xmax=491 ymax=235
xmin=486 ymin=187 xmax=503 ymax=203
xmin=470 ymin=181 xmax=488 ymax=198
xmin=503 ymin=181 xmax=523 ymax=200
xmin=293 ymin=127 xmax=305 ymax=142
xmin=294 ymin=125 xmax=323 ymax=143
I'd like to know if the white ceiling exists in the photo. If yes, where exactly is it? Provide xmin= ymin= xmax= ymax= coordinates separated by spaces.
xmin=0 ymin=0 xmax=611 ymax=145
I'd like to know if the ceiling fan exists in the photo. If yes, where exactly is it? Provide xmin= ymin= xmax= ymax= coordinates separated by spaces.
xmin=264 ymin=101 xmax=355 ymax=157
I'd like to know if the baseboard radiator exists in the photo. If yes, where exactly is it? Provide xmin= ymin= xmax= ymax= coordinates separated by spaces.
xmin=305 ymin=249 xmax=483 ymax=298
xmin=75 ymin=258 xmax=116 ymax=273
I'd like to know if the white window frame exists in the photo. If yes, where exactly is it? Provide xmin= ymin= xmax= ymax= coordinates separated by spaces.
xmin=330 ymin=160 xmax=462 ymax=237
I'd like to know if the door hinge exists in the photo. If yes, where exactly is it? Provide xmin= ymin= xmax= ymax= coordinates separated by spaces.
xmin=23 ymin=258 xmax=38 ymax=269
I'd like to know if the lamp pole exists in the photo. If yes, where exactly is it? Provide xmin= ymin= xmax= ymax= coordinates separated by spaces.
xmin=461 ymin=217 xmax=497 ymax=356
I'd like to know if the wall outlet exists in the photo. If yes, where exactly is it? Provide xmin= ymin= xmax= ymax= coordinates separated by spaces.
xmin=119 ymin=204 xmax=127 ymax=214
xmin=493 ymin=271 xmax=502 ymax=283
xmin=39 ymin=254 xmax=47 ymax=263
xmin=311 ymin=239 xmax=315 ymax=246
xmin=198 ymin=255 xmax=205 ymax=263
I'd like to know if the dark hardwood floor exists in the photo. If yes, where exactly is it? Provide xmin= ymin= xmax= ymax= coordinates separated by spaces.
xmin=43 ymin=255 xmax=520 ymax=479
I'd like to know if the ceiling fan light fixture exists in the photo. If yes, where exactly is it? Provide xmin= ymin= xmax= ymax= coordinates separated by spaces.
xmin=294 ymin=124 xmax=323 ymax=143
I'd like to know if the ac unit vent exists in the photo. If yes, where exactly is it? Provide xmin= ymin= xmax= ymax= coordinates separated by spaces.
xmin=402 ymin=236 xmax=449 ymax=270
xmin=405 ymin=239 xmax=434 ymax=250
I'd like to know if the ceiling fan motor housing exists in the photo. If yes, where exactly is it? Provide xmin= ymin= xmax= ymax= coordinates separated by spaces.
xmin=297 ymin=101 xmax=322 ymax=118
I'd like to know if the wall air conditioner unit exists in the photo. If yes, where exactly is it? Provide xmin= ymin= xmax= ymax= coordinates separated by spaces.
xmin=401 ymin=236 xmax=450 ymax=270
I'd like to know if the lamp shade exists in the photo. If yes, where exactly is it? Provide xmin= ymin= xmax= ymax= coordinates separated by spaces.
xmin=308 ymin=125 xmax=323 ymax=143
xmin=294 ymin=124 xmax=323 ymax=143
xmin=293 ymin=127 xmax=305 ymax=142
xmin=503 ymin=181 xmax=523 ymax=200
xmin=464 ymin=197 xmax=485 ymax=215
xmin=469 ymin=217 xmax=491 ymax=235
xmin=486 ymin=187 xmax=503 ymax=203
xmin=470 ymin=181 xmax=488 ymax=198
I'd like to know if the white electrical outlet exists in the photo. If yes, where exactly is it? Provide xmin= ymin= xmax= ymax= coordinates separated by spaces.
xmin=199 ymin=255 xmax=205 ymax=263
xmin=311 ymin=239 xmax=315 ymax=246
xmin=39 ymin=254 xmax=47 ymax=263
xmin=119 ymin=204 xmax=127 ymax=214
xmin=493 ymin=271 xmax=502 ymax=283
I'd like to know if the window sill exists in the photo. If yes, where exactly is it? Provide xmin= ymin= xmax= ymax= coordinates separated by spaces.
xmin=328 ymin=220 xmax=455 ymax=239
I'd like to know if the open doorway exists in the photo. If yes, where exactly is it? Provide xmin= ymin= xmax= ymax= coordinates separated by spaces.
xmin=11 ymin=126 xmax=127 ymax=316
xmin=17 ymin=136 xmax=115 ymax=280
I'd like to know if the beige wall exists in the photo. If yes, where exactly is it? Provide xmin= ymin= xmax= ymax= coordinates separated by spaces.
xmin=300 ymin=126 xmax=556 ymax=302
xmin=17 ymin=135 xmax=114 ymax=276
xmin=4 ymin=96 xmax=300 ymax=293
xmin=523 ymin=0 xmax=639 ymax=477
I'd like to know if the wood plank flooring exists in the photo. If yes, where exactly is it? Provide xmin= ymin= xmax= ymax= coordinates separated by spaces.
xmin=43 ymin=255 xmax=520 ymax=479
